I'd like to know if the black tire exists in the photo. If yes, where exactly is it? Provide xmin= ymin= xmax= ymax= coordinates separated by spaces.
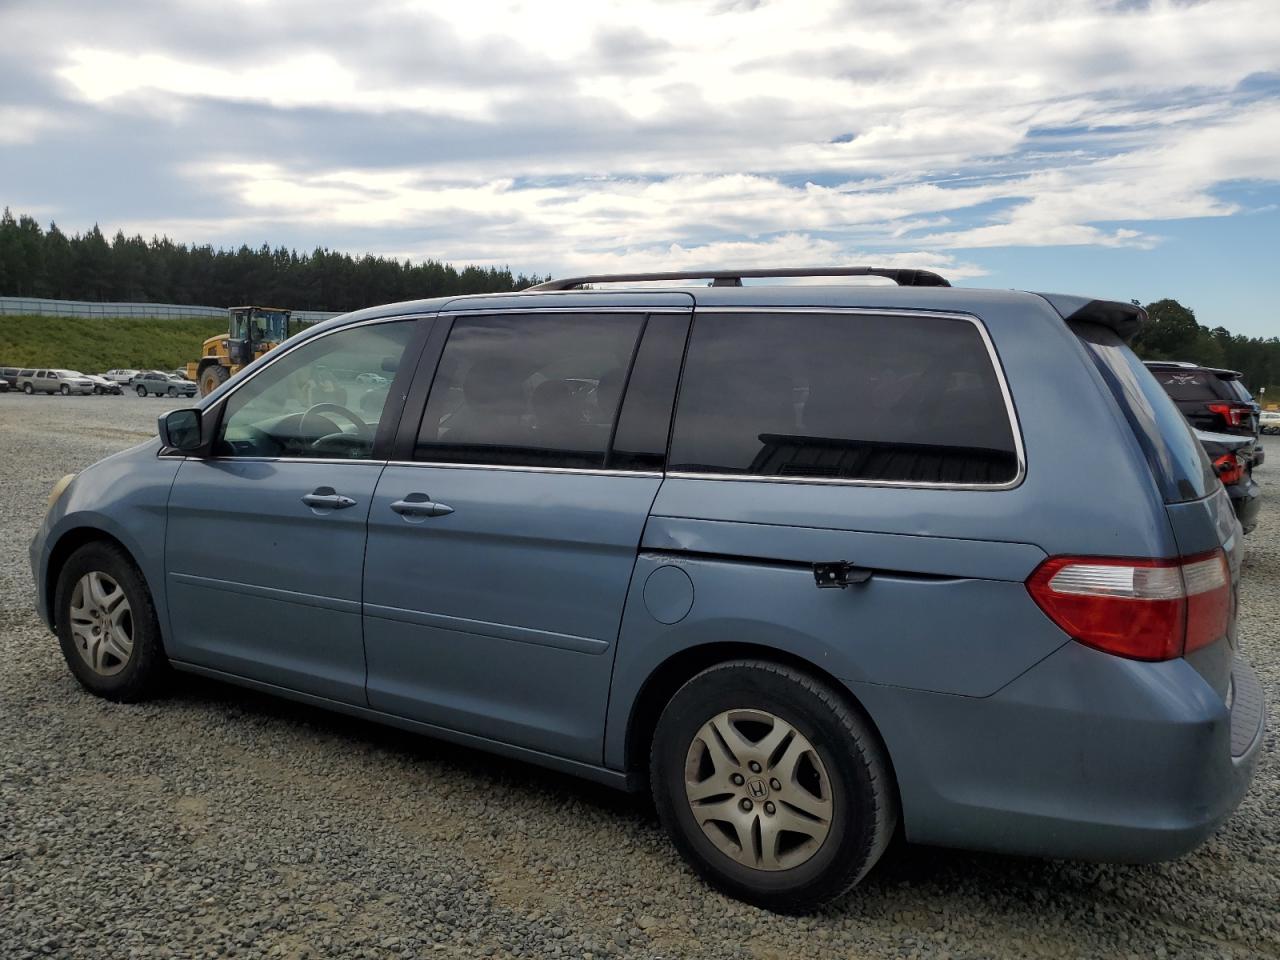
xmin=199 ymin=364 xmax=229 ymax=397
xmin=93 ymin=385 xmax=103 ymax=395
xmin=136 ymin=385 xmax=147 ymax=397
xmin=24 ymin=383 xmax=33 ymax=394
xmin=53 ymin=541 xmax=168 ymax=702
xmin=61 ymin=384 xmax=71 ymax=395
xmin=650 ymin=660 xmax=898 ymax=912
xmin=167 ymin=386 xmax=177 ymax=397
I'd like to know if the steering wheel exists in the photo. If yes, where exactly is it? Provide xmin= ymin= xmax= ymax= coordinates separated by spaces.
xmin=301 ymin=402 xmax=371 ymax=454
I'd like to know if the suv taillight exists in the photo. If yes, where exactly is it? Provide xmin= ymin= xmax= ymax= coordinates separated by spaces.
xmin=1207 ymin=402 xmax=1251 ymax=428
xmin=1213 ymin=453 xmax=1244 ymax=486
xmin=1026 ymin=550 xmax=1230 ymax=661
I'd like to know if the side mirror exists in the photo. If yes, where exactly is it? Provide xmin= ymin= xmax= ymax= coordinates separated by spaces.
xmin=158 ymin=408 xmax=203 ymax=453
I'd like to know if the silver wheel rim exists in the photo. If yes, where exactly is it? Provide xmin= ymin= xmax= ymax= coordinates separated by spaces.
xmin=68 ymin=572 xmax=134 ymax=677
xmin=684 ymin=709 xmax=834 ymax=871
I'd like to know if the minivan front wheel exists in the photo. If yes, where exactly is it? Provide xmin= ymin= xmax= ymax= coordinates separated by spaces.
xmin=54 ymin=542 xmax=167 ymax=702
xmin=650 ymin=660 xmax=897 ymax=912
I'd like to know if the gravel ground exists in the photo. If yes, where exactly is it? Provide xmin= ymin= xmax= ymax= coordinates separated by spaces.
xmin=1 ymin=392 xmax=1277 ymax=960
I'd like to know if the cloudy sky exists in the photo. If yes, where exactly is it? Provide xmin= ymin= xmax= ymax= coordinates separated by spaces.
xmin=3 ymin=0 xmax=1278 ymax=335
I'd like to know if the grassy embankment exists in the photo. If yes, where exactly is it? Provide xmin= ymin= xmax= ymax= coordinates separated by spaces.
xmin=0 ymin=315 xmax=227 ymax=372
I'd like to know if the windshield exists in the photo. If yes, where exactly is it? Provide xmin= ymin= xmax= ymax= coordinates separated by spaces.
xmin=233 ymin=309 xmax=290 ymax=342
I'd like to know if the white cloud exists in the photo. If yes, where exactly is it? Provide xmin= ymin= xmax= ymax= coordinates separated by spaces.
xmin=0 ymin=106 xmax=63 ymax=144
xmin=2 ymin=0 xmax=1279 ymax=274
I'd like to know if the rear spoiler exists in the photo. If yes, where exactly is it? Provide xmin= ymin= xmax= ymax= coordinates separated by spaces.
xmin=1033 ymin=293 xmax=1146 ymax=343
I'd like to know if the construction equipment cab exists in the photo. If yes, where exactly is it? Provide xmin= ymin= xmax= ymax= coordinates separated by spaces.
xmin=188 ymin=306 xmax=294 ymax=397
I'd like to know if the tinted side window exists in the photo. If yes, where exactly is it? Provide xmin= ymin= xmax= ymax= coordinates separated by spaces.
xmin=669 ymin=312 xmax=1019 ymax=484
xmin=1225 ymin=379 xmax=1254 ymax=403
xmin=415 ymin=313 xmax=645 ymax=469
xmin=1074 ymin=323 xmax=1215 ymax=503
xmin=608 ymin=313 xmax=690 ymax=472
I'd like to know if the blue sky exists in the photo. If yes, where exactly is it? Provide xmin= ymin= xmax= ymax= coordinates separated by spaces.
xmin=2 ymin=0 xmax=1278 ymax=337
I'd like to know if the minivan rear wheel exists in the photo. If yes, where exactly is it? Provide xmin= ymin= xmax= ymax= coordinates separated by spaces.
xmin=650 ymin=660 xmax=897 ymax=912
xmin=53 ymin=542 xmax=168 ymax=702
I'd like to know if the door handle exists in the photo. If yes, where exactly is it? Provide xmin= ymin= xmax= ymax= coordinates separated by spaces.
xmin=301 ymin=487 xmax=357 ymax=510
xmin=390 ymin=493 xmax=454 ymax=519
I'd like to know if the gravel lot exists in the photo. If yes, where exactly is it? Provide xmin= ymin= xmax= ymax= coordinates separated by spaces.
xmin=2 ymin=392 xmax=1277 ymax=960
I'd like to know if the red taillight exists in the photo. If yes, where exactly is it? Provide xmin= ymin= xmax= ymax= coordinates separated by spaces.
xmin=1207 ymin=402 xmax=1250 ymax=428
xmin=1026 ymin=550 xmax=1230 ymax=661
xmin=1213 ymin=453 xmax=1243 ymax=486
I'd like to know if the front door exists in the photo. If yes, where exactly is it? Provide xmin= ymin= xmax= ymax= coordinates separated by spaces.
xmin=363 ymin=305 xmax=690 ymax=762
xmin=164 ymin=317 xmax=423 ymax=703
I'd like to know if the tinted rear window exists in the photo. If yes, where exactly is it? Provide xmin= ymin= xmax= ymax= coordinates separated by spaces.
xmin=1148 ymin=368 xmax=1234 ymax=402
xmin=668 ymin=312 xmax=1019 ymax=484
xmin=1076 ymin=324 xmax=1215 ymax=502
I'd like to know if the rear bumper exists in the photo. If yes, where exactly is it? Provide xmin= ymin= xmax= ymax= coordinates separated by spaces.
xmin=1225 ymin=475 xmax=1261 ymax=534
xmin=850 ymin=642 xmax=1263 ymax=864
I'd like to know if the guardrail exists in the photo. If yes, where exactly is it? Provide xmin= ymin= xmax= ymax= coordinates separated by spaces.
xmin=0 ymin=296 xmax=339 ymax=324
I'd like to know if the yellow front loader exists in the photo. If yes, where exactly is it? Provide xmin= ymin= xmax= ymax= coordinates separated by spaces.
xmin=187 ymin=306 xmax=294 ymax=397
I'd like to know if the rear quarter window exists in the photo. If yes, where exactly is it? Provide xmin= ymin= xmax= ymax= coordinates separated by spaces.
xmin=1074 ymin=323 xmax=1215 ymax=503
xmin=1224 ymin=379 xmax=1254 ymax=403
xmin=668 ymin=311 xmax=1020 ymax=485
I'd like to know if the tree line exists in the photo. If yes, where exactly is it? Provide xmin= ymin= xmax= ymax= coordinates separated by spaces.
xmin=0 ymin=208 xmax=544 ymax=311
xmin=1133 ymin=299 xmax=1280 ymax=398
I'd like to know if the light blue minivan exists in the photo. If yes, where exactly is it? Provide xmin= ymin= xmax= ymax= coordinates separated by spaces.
xmin=31 ymin=268 xmax=1263 ymax=911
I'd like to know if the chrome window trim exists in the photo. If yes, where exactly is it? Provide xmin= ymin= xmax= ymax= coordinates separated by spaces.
xmin=669 ymin=306 xmax=1027 ymax=492
xmin=388 ymin=460 xmax=663 ymax=479
xmin=663 ymin=471 xmax=1018 ymax=491
xmin=438 ymin=306 xmax=692 ymax=316
xmin=179 ymin=456 xmax=386 ymax=466
xmin=171 ymin=303 xmax=1025 ymax=489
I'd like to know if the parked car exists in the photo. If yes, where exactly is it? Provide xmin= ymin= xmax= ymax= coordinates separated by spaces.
xmin=131 ymin=371 xmax=198 ymax=398
xmin=31 ymin=267 xmax=1262 ymax=912
xmin=1 ymin=365 xmax=23 ymax=389
xmin=102 ymin=369 xmax=141 ymax=384
xmin=20 ymin=369 xmax=96 ymax=395
xmin=170 ymin=369 xmax=192 ymax=381
xmin=0 ymin=375 xmax=9 ymax=392
xmin=83 ymin=374 xmax=123 ymax=396
xmin=1195 ymin=428 xmax=1260 ymax=534
xmin=1145 ymin=361 xmax=1263 ymax=466
xmin=1261 ymin=409 xmax=1280 ymax=435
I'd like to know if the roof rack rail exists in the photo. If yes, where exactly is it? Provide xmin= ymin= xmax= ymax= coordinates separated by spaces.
xmin=525 ymin=266 xmax=951 ymax=291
